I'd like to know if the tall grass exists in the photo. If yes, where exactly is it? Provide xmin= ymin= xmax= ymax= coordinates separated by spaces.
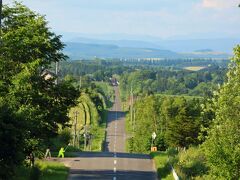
xmin=14 ymin=160 xmax=69 ymax=180
xmin=150 ymin=152 xmax=174 ymax=180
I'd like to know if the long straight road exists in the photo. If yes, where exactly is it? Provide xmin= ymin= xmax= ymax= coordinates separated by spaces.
xmin=105 ymin=86 xmax=126 ymax=153
xmin=58 ymin=86 xmax=157 ymax=180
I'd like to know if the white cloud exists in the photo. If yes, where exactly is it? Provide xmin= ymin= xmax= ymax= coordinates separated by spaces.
xmin=202 ymin=0 xmax=238 ymax=9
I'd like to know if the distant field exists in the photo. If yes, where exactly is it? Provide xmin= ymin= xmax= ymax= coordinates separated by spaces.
xmin=184 ymin=66 xmax=207 ymax=71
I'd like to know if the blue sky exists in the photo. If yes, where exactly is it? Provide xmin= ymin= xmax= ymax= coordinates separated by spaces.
xmin=4 ymin=0 xmax=240 ymax=40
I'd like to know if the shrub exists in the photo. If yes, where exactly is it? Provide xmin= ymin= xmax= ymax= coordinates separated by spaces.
xmin=175 ymin=147 xmax=208 ymax=179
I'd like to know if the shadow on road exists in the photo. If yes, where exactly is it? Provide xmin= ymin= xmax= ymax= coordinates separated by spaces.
xmin=70 ymin=152 xmax=152 ymax=160
xmin=107 ymin=111 xmax=125 ymax=121
xmin=69 ymin=169 xmax=156 ymax=180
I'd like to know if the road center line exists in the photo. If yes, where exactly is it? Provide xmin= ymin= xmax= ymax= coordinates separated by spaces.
xmin=114 ymin=160 xmax=117 ymax=165
xmin=114 ymin=167 xmax=117 ymax=173
xmin=113 ymin=177 xmax=116 ymax=180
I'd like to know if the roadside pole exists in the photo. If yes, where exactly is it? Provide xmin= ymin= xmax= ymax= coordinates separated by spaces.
xmin=130 ymin=82 xmax=134 ymax=130
xmin=73 ymin=111 xmax=79 ymax=147
xmin=55 ymin=61 xmax=59 ymax=85
xmin=0 ymin=0 xmax=2 ymax=32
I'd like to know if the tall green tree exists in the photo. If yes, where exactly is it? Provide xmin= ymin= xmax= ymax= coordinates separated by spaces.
xmin=0 ymin=2 xmax=78 ymax=178
xmin=203 ymin=46 xmax=240 ymax=179
xmin=164 ymin=97 xmax=201 ymax=148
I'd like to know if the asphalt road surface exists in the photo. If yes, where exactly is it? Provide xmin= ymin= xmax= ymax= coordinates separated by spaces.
xmin=58 ymin=86 xmax=157 ymax=180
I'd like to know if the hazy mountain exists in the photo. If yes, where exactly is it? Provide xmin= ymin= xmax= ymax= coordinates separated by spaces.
xmin=64 ymin=42 xmax=230 ymax=60
xmin=64 ymin=35 xmax=238 ymax=54
xmin=67 ymin=37 xmax=164 ymax=49
xmin=64 ymin=42 xmax=180 ymax=60
xmin=156 ymin=39 xmax=238 ymax=53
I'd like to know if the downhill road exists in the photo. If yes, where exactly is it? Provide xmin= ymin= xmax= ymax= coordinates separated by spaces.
xmin=59 ymin=86 xmax=157 ymax=180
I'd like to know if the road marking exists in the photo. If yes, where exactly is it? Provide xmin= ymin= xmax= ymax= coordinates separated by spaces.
xmin=113 ymin=177 xmax=116 ymax=180
xmin=114 ymin=160 xmax=117 ymax=164
xmin=114 ymin=167 xmax=117 ymax=173
xmin=114 ymin=153 xmax=117 ymax=158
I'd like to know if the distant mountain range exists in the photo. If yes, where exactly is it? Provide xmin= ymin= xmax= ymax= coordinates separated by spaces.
xmin=64 ymin=42 xmax=231 ymax=60
xmin=62 ymin=36 xmax=240 ymax=60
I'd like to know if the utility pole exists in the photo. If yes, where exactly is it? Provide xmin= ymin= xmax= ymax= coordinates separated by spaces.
xmin=84 ymin=125 xmax=87 ymax=151
xmin=79 ymin=76 xmax=82 ymax=90
xmin=130 ymin=82 xmax=134 ymax=130
xmin=133 ymin=107 xmax=136 ymax=132
xmin=55 ymin=61 xmax=59 ymax=85
xmin=0 ymin=0 xmax=2 ymax=32
xmin=0 ymin=0 xmax=2 ymax=42
xmin=73 ymin=111 xmax=79 ymax=147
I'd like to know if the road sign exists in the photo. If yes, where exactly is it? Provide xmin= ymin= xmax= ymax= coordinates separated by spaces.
xmin=152 ymin=132 xmax=156 ymax=140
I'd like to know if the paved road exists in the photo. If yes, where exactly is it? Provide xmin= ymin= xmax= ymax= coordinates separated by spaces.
xmin=58 ymin=86 xmax=157 ymax=180
xmin=105 ymin=86 xmax=126 ymax=153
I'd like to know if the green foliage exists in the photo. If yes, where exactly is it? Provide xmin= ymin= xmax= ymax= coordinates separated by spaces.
xmin=0 ymin=100 xmax=25 ymax=179
xmin=175 ymin=147 xmax=208 ymax=179
xmin=119 ymin=66 xmax=226 ymax=101
xmin=50 ymin=129 xmax=72 ymax=151
xmin=129 ymin=96 xmax=159 ymax=153
xmin=36 ymin=160 xmax=69 ymax=180
xmin=67 ymin=84 xmax=110 ymax=151
xmin=0 ymin=2 xmax=78 ymax=178
xmin=164 ymin=97 xmax=202 ymax=148
xmin=127 ymin=95 xmax=203 ymax=153
xmin=14 ymin=160 xmax=69 ymax=180
xmin=202 ymin=46 xmax=240 ymax=179
xmin=150 ymin=152 xmax=174 ymax=180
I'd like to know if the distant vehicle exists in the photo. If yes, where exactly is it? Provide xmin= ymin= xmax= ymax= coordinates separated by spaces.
xmin=110 ymin=77 xmax=119 ymax=86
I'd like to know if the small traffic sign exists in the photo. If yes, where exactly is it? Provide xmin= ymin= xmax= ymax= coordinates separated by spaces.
xmin=152 ymin=132 xmax=156 ymax=140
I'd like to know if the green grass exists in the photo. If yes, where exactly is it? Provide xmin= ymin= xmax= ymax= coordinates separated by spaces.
xmin=150 ymin=152 xmax=174 ymax=180
xmin=37 ymin=160 xmax=69 ymax=180
xmin=14 ymin=160 xmax=69 ymax=180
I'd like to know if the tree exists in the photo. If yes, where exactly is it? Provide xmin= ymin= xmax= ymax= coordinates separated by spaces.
xmin=203 ymin=46 xmax=240 ymax=179
xmin=164 ymin=97 xmax=201 ymax=148
xmin=0 ymin=99 xmax=26 ymax=179
xmin=131 ymin=96 xmax=159 ymax=153
xmin=0 ymin=2 xmax=66 ymax=87
xmin=0 ymin=2 xmax=78 ymax=178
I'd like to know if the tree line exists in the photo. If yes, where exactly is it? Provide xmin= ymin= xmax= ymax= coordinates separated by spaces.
xmin=120 ymin=65 xmax=226 ymax=99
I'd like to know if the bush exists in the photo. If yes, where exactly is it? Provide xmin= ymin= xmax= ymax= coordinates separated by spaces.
xmin=167 ymin=148 xmax=178 ymax=166
xmin=150 ymin=152 xmax=174 ymax=180
xmin=175 ymin=147 xmax=208 ymax=179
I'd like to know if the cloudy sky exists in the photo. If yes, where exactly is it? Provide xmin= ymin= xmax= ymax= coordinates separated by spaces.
xmin=4 ymin=0 xmax=240 ymax=40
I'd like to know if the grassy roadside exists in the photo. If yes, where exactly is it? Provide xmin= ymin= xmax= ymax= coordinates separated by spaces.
xmin=91 ymin=110 xmax=107 ymax=151
xmin=14 ymin=160 xmax=69 ymax=180
xmin=150 ymin=152 xmax=174 ymax=180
